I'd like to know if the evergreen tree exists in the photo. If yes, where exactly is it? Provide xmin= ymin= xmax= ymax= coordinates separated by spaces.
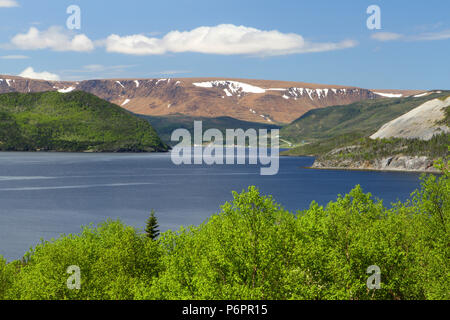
xmin=145 ymin=209 xmax=160 ymax=240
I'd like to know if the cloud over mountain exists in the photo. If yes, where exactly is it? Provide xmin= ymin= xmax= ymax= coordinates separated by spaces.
xmin=18 ymin=67 xmax=60 ymax=81
xmin=105 ymin=24 xmax=357 ymax=56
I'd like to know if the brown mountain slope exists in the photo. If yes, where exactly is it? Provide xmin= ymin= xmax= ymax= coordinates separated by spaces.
xmin=0 ymin=75 xmax=424 ymax=124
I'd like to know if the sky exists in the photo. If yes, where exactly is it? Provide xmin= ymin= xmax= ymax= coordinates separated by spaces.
xmin=0 ymin=0 xmax=449 ymax=90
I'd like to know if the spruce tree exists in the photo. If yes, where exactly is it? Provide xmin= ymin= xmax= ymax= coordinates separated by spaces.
xmin=145 ymin=209 xmax=160 ymax=240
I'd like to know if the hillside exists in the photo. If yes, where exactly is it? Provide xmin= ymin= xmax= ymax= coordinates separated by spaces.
xmin=310 ymin=133 xmax=449 ymax=172
xmin=0 ymin=91 xmax=168 ymax=152
xmin=138 ymin=113 xmax=280 ymax=145
xmin=283 ymin=95 xmax=450 ymax=172
xmin=0 ymin=75 xmax=424 ymax=124
xmin=370 ymin=96 xmax=450 ymax=140
xmin=281 ymin=91 xmax=450 ymax=145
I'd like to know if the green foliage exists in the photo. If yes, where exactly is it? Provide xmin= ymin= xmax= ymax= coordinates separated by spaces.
xmin=146 ymin=187 xmax=298 ymax=300
xmin=0 ymin=256 xmax=13 ymax=299
xmin=145 ymin=209 xmax=160 ymax=240
xmin=4 ymin=220 xmax=162 ymax=300
xmin=1 ymin=165 xmax=449 ymax=300
xmin=0 ymin=91 xmax=168 ymax=152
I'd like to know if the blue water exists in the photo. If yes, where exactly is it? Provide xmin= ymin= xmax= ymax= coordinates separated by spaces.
xmin=0 ymin=151 xmax=423 ymax=261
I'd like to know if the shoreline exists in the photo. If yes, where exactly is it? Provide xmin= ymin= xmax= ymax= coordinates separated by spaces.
xmin=305 ymin=165 xmax=440 ymax=174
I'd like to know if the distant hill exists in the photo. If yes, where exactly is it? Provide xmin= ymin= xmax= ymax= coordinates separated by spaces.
xmin=0 ymin=91 xmax=168 ymax=152
xmin=281 ymin=91 xmax=450 ymax=145
xmin=283 ymin=94 xmax=450 ymax=172
xmin=0 ymin=75 xmax=424 ymax=124
xmin=138 ymin=113 xmax=280 ymax=145
xmin=370 ymin=96 xmax=450 ymax=140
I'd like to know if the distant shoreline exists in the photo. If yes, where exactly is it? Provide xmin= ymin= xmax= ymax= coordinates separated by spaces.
xmin=304 ymin=165 xmax=440 ymax=174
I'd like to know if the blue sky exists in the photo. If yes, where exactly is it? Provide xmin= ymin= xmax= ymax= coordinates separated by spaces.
xmin=0 ymin=0 xmax=449 ymax=89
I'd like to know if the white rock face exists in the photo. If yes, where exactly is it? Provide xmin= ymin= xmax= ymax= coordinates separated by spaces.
xmin=370 ymin=97 xmax=450 ymax=141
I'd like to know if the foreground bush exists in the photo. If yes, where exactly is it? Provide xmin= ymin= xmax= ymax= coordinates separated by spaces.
xmin=0 ymin=163 xmax=448 ymax=300
xmin=3 ymin=221 xmax=162 ymax=300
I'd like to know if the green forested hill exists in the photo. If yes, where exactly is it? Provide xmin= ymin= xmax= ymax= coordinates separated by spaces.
xmin=281 ymin=91 xmax=450 ymax=144
xmin=0 ymin=91 xmax=168 ymax=152
xmin=138 ymin=113 xmax=281 ymax=145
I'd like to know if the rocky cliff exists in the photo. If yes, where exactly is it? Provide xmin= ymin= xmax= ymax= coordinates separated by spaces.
xmin=312 ymin=155 xmax=439 ymax=173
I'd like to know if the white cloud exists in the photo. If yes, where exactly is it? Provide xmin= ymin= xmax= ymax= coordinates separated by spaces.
xmin=0 ymin=55 xmax=29 ymax=59
xmin=105 ymin=24 xmax=357 ymax=56
xmin=412 ymin=29 xmax=450 ymax=41
xmin=371 ymin=28 xmax=450 ymax=42
xmin=152 ymin=70 xmax=192 ymax=75
xmin=371 ymin=32 xmax=403 ymax=42
xmin=18 ymin=67 xmax=60 ymax=81
xmin=0 ymin=0 xmax=18 ymax=8
xmin=11 ymin=26 xmax=94 ymax=52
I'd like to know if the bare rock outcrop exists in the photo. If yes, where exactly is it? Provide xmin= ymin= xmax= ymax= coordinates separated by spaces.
xmin=312 ymin=155 xmax=439 ymax=172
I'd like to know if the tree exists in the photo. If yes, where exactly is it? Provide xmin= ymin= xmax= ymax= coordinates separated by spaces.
xmin=145 ymin=209 xmax=160 ymax=240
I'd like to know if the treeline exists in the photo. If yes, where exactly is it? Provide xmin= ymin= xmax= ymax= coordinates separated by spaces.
xmin=0 ymin=161 xmax=448 ymax=300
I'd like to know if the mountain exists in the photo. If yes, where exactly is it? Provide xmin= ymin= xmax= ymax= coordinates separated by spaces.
xmin=0 ymin=75 xmax=424 ymax=124
xmin=0 ymin=91 xmax=168 ymax=152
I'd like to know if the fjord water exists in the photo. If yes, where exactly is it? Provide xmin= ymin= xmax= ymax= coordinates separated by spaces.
xmin=0 ymin=151 xmax=422 ymax=261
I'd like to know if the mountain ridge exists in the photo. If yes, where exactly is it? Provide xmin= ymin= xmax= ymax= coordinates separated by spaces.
xmin=0 ymin=75 xmax=425 ymax=124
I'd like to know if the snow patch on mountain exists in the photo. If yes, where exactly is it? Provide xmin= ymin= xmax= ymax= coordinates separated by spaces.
xmin=374 ymin=92 xmax=403 ymax=98
xmin=0 ymin=79 xmax=13 ymax=87
xmin=57 ymin=86 xmax=75 ymax=93
xmin=115 ymin=81 xmax=125 ymax=89
xmin=193 ymin=80 xmax=266 ymax=95
xmin=413 ymin=92 xmax=430 ymax=98
xmin=156 ymin=79 xmax=168 ymax=85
